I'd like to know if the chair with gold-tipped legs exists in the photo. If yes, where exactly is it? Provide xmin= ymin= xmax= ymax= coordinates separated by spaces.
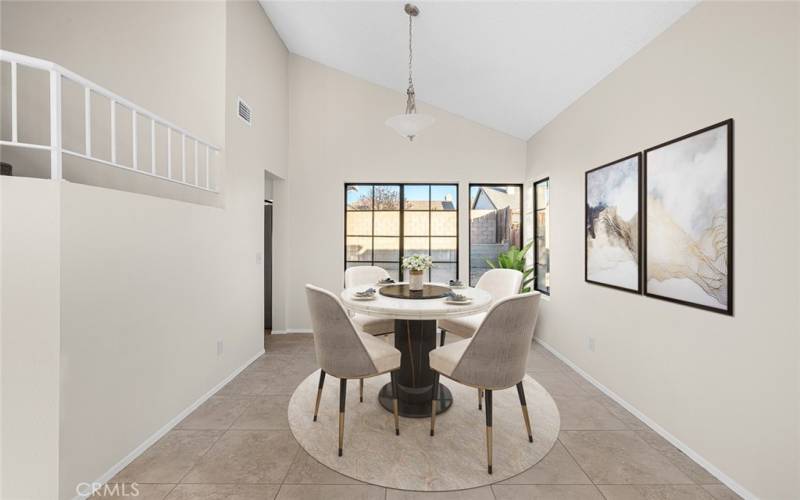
xmin=429 ymin=292 xmax=541 ymax=474
xmin=306 ymin=284 xmax=401 ymax=457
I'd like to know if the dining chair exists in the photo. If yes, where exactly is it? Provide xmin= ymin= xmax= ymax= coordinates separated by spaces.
xmin=429 ymin=292 xmax=541 ymax=474
xmin=438 ymin=268 xmax=523 ymax=409
xmin=305 ymin=284 xmax=402 ymax=457
xmin=344 ymin=266 xmax=395 ymax=337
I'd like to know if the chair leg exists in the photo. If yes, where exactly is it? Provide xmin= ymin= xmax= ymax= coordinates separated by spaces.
xmin=390 ymin=371 xmax=400 ymax=436
xmin=430 ymin=371 xmax=440 ymax=436
xmin=516 ymin=381 xmax=533 ymax=443
xmin=478 ymin=388 xmax=483 ymax=410
xmin=440 ymin=329 xmax=446 ymax=346
xmin=485 ymin=389 xmax=493 ymax=474
xmin=338 ymin=378 xmax=347 ymax=457
xmin=313 ymin=370 xmax=326 ymax=422
xmin=359 ymin=378 xmax=364 ymax=403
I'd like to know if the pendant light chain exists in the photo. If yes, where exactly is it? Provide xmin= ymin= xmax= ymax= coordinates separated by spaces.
xmin=405 ymin=10 xmax=417 ymax=114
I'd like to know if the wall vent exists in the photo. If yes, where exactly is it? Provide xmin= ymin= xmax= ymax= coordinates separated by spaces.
xmin=237 ymin=97 xmax=252 ymax=126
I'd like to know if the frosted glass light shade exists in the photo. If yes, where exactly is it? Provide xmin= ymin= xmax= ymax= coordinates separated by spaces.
xmin=385 ymin=113 xmax=435 ymax=141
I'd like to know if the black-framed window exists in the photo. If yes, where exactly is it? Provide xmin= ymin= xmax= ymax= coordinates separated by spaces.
xmin=533 ymin=178 xmax=550 ymax=295
xmin=345 ymin=183 xmax=458 ymax=282
xmin=468 ymin=184 xmax=523 ymax=286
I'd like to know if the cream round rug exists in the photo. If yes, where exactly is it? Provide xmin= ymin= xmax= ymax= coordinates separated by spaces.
xmin=288 ymin=370 xmax=560 ymax=491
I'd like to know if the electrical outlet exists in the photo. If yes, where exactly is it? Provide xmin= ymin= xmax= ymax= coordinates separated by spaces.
xmin=217 ymin=340 xmax=224 ymax=356
xmin=588 ymin=337 xmax=596 ymax=352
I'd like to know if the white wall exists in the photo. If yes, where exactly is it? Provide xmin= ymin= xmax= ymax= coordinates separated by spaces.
xmin=0 ymin=177 xmax=61 ymax=500
xmin=281 ymin=55 xmax=526 ymax=330
xmin=524 ymin=2 xmax=799 ymax=499
xmin=0 ymin=2 xmax=289 ymax=498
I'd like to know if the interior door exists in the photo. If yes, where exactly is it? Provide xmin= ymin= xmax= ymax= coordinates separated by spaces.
xmin=264 ymin=202 xmax=273 ymax=330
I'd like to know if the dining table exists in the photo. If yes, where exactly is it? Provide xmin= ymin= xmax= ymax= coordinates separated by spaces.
xmin=340 ymin=282 xmax=492 ymax=418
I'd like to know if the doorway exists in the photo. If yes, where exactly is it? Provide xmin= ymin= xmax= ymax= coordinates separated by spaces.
xmin=264 ymin=200 xmax=273 ymax=331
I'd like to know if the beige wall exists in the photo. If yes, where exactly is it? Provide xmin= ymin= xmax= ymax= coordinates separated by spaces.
xmin=0 ymin=1 xmax=288 ymax=498
xmin=525 ymin=2 xmax=799 ymax=499
xmin=0 ymin=178 xmax=61 ymax=499
xmin=282 ymin=55 xmax=526 ymax=330
xmin=0 ymin=1 xmax=227 ymax=206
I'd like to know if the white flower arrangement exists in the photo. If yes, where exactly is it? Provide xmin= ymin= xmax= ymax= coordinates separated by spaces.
xmin=402 ymin=254 xmax=433 ymax=272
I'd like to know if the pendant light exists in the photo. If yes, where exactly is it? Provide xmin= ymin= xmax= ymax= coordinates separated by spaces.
xmin=385 ymin=3 xmax=434 ymax=141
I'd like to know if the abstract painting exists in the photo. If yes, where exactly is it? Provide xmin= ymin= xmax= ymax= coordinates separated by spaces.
xmin=585 ymin=153 xmax=641 ymax=292
xmin=644 ymin=119 xmax=733 ymax=314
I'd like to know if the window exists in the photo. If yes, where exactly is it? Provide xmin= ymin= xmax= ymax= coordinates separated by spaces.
xmin=468 ymin=184 xmax=523 ymax=286
xmin=345 ymin=184 xmax=458 ymax=282
xmin=533 ymin=178 xmax=550 ymax=294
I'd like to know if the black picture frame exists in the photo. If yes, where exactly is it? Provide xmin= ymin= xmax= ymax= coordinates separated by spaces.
xmin=643 ymin=119 xmax=734 ymax=316
xmin=584 ymin=152 xmax=642 ymax=294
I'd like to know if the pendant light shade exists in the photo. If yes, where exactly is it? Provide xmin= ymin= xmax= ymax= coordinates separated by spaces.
xmin=385 ymin=112 xmax=435 ymax=142
xmin=386 ymin=4 xmax=434 ymax=141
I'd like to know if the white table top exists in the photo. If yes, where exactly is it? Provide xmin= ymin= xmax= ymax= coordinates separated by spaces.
xmin=340 ymin=283 xmax=492 ymax=321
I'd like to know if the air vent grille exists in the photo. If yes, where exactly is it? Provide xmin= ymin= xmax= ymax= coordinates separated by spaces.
xmin=237 ymin=97 xmax=252 ymax=126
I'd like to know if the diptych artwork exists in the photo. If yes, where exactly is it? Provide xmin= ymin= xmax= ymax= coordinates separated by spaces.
xmin=643 ymin=120 xmax=733 ymax=314
xmin=585 ymin=153 xmax=641 ymax=292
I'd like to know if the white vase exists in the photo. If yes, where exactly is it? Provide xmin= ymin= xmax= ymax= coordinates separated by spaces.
xmin=408 ymin=271 xmax=424 ymax=291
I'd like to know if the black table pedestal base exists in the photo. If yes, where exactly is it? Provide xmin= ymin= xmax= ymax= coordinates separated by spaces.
xmin=378 ymin=382 xmax=453 ymax=418
xmin=376 ymin=319 xmax=453 ymax=418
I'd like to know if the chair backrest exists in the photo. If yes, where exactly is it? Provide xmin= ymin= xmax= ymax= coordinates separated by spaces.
xmin=451 ymin=292 xmax=541 ymax=389
xmin=305 ymin=284 xmax=377 ymax=378
xmin=476 ymin=268 xmax=524 ymax=302
xmin=345 ymin=266 xmax=390 ymax=289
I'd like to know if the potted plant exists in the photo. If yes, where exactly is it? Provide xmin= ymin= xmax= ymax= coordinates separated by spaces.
xmin=486 ymin=241 xmax=535 ymax=292
xmin=402 ymin=254 xmax=433 ymax=291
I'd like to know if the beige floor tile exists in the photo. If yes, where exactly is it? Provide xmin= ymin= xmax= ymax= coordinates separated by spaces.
xmin=275 ymin=484 xmax=385 ymax=500
xmin=589 ymin=393 xmax=651 ymax=430
xmin=701 ymin=484 xmax=744 ymax=500
xmin=112 ymin=430 xmax=222 ymax=483
xmin=635 ymin=430 xmax=720 ymax=484
xmin=165 ymin=484 xmax=280 ymax=500
xmin=175 ymin=396 xmax=253 ymax=430
xmin=598 ymin=485 xmax=717 ymax=500
xmin=247 ymin=353 xmax=318 ymax=374
xmin=500 ymin=441 xmax=591 ymax=484
xmin=282 ymin=449 xmax=361 ymax=485
xmin=91 ymin=483 xmax=175 ymax=499
xmin=559 ymin=431 xmax=693 ymax=484
xmin=492 ymin=484 xmax=605 ymax=500
xmin=182 ymin=430 xmax=299 ymax=484
xmin=265 ymin=334 xmax=315 ymax=355
xmin=526 ymin=348 xmax=569 ymax=374
xmin=554 ymin=396 xmax=628 ymax=430
xmin=231 ymin=395 xmax=291 ymax=430
xmin=216 ymin=370 xmax=273 ymax=397
xmin=386 ymin=486 xmax=495 ymax=499
xmin=529 ymin=371 xmax=588 ymax=397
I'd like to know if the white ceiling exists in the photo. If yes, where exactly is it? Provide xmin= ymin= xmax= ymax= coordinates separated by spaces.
xmin=260 ymin=1 xmax=696 ymax=140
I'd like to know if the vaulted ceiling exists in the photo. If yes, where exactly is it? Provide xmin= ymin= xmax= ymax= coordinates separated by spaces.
xmin=260 ymin=1 xmax=696 ymax=140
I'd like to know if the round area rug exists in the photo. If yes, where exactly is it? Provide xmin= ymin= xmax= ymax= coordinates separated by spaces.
xmin=288 ymin=370 xmax=560 ymax=491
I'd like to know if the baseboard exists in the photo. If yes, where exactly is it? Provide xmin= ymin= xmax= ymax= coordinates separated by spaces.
xmin=534 ymin=337 xmax=757 ymax=500
xmin=73 ymin=349 xmax=265 ymax=500
xmin=271 ymin=328 xmax=312 ymax=335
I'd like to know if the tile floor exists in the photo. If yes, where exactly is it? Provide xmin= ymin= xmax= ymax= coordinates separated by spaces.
xmin=102 ymin=333 xmax=743 ymax=500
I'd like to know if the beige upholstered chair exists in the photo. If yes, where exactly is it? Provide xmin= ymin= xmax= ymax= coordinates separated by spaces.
xmin=429 ymin=292 xmax=541 ymax=474
xmin=438 ymin=269 xmax=523 ymax=409
xmin=344 ymin=266 xmax=394 ymax=336
xmin=305 ymin=284 xmax=401 ymax=457
xmin=439 ymin=269 xmax=523 ymax=344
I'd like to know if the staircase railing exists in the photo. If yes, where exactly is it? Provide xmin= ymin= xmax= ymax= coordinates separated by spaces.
xmin=0 ymin=50 xmax=221 ymax=192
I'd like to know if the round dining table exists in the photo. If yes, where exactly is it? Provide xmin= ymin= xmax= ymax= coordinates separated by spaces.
xmin=341 ymin=283 xmax=492 ymax=418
